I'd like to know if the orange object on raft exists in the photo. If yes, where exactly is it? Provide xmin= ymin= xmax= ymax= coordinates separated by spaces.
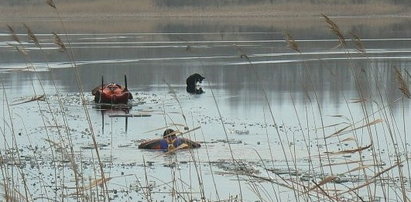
xmin=93 ymin=75 xmax=133 ymax=104
xmin=138 ymin=138 xmax=201 ymax=150
xmin=93 ymin=83 xmax=133 ymax=104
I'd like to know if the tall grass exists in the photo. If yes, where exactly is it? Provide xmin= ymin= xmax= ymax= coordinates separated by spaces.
xmin=1 ymin=2 xmax=411 ymax=201
xmin=47 ymin=0 xmax=110 ymax=200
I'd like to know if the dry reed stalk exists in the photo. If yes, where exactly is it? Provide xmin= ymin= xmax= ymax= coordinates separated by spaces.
xmin=309 ymin=179 xmax=336 ymax=201
xmin=164 ymin=82 xmax=206 ymax=200
xmin=321 ymin=160 xmax=363 ymax=167
xmin=325 ymin=119 xmax=383 ymax=139
xmin=321 ymin=14 xmax=346 ymax=48
xmin=350 ymin=32 xmax=366 ymax=54
xmin=329 ymin=16 xmax=389 ymax=199
xmin=284 ymin=33 xmax=300 ymax=53
xmin=2 ymin=185 xmax=28 ymax=202
xmin=338 ymin=161 xmax=403 ymax=196
xmin=143 ymin=124 xmax=186 ymax=133
xmin=314 ymin=122 xmax=348 ymax=130
xmin=234 ymin=45 xmax=300 ymax=199
xmin=324 ymin=125 xmax=351 ymax=139
xmin=0 ymin=83 xmax=32 ymax=201
xmin=405 ymin=69 xmax=411 ymax=79
xmin=373 ymin=94 xmax=407 ymax=199
xmin=71 ymin=177 xmax=113 ymax=196
xmin=15 ymin=114 xmax=52 ymax=196
xmin=206 ymin=79 xmax=244 ymax=200
xmin=6 ymin=25 xmax=49 ymax=198
xmin=142 ymin=156 xmax=153 ymax=201
xmin=43 ymin=138 xmax=81 ymax=178
xmin=252 ymin=149 xmax=281 ymax=201
xmin=46 ymin=2 xmax=110 ymax=197
xmin=325 ymin=144 xmax=372 ymax=155
xmin=9 ymin=25 xmax=87 ymax=199
xmin=6 ymin=25 xmax=20 ymax=44
xmin=22 ymin=25 xmax=85 ymax=199
xmin=350 ymin=98 xmax=367 ymax=103
xmin=244 ymin=172 xmax=338 ymax=201
xmin=283 ymin=33 xmax=339 ymax=196
xmin=394 ymin=67 xmax=411 ymax=99
xmin=289 ymin=97 xmax=318 ymax=199
xmin=52 ymin=32 xmax=66 ymax=52
xmin=304 ymin=176 xmax=338 ymax=194
xmin=261 ymin=110 xmax=282 ymax=201
xmin=46 ymin=0 xmax=56 ymax=9
xmin=341 ymin=137 xmax=356 ymax=142
xmin=341 ymin=164 xmax=377 ymax=175
xmin=281 ymin=124 xmax=301 ymax=197
xmin=23 ymin=24 xmax=40 ymax=48
xmin=14 ymin=46 xmax=28 ymax=56
xmin=10 ymin=94 xmax=45 ymax=106
xmin=198 ymin=127 xmax=221 ymax=200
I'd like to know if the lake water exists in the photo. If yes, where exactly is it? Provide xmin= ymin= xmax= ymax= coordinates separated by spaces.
xmin=0 ymin=17 xmax=411 ymax=201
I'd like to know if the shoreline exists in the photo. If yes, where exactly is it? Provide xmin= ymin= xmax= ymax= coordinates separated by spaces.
xmin=1 ymin=15 xmax=409 ymax=35
xmin=1 ymin=1 xmax=409 ymax=18
xmin=0 ymin=1 xmax=410 ymax=34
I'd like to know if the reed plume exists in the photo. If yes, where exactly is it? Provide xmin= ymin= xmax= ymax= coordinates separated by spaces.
xmin=321 ymin=14 xmax=346 ymax=48
xmin=6 ymin=25 xmax=20 ymax=44
xmin=23 ymin=24 xmax=40 ymax=48
xmin=284 ymin=33 xmax=301 ymax=53
xmin=46 ymin=0 xmax=56 ymax=9
xmin=350 ymin=32 xmax=366 ymax=54
xmin=394 ymin=67 xmax=411 ymax=98
xmin=6 ymin=25 xmax=28 ymax=56
xmin=52 ymin=32 xmax=66 ymax=52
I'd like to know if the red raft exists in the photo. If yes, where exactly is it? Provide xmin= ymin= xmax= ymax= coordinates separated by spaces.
xmin=93 ymin=83 xmax=133 ymax=104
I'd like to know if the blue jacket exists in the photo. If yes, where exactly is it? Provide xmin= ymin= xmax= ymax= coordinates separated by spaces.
xmin=159 ymin=138 xmax=184 ymax=150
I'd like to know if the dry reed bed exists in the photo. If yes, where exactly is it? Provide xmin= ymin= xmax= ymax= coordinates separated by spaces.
xmin=0 ymin=0 xmax=410 ymax=201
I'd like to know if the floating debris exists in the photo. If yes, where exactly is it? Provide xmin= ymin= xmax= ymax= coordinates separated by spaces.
xmin=108 ymin=114 xmax=151 ymax=118
xmin=234 ymin=129 xmax=250 ymax=135
xmin=80 ymin=143 xmax=110 ymax=149
xmin=118 ymin=143 xmax=133 ymax=148
xmin=214 ymin=159 xmax=260 ymax=175
xmin=11 ymin=94 xmax=46 ymax=106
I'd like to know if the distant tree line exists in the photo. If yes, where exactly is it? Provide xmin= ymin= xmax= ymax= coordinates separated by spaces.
xmin=1 ymin=0 xmax=409 ymax=7
xmin=154 ymin=0 xmax=410 ymax=7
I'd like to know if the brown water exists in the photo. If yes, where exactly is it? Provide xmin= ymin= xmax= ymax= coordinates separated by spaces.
xmin=1 ymin=18 xmax=411 ymax=201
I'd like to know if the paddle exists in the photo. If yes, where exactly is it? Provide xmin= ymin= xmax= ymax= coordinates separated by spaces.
xmin=165 ymin=143 xmax=189 ymax=154
xmin=99 ymin=75 xmax=104 ymax=102
xmin=154 ymin=143 xmax=189 ymax=157
xmin=124 ymin=74 xmax=128 ymax=91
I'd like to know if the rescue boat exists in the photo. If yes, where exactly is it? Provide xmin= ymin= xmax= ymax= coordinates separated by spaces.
xmin=92 ymin=75 xmax=133 ymax=104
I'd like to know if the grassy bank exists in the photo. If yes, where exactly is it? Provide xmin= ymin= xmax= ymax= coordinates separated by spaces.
xmin=0 ymin=0 xmax=409 ymax=19
xmin=0 ymin=1 xmax=410 ymax=33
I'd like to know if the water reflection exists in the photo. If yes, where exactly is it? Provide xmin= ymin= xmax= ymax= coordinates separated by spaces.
xmin=0 ymin=22 xmax=410 ymax=118
xmin=97 ymin=106 xmax=131 ymax=134
xmin=1 ymin=51 xmax=410 ymax=108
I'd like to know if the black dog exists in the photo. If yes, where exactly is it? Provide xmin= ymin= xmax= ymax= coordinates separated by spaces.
xmin=186 ymin=73 xmax=205 ymax=94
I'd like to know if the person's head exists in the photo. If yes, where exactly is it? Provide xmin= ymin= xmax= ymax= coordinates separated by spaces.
xmin=163 ymin=129 xmax=176 ymax=141
xmin=107 ymin=83 xmax=120 ymax=91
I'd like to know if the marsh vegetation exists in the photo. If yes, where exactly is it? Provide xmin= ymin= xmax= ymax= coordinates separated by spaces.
xmin=0 ymin=0 xmax=411 ymax=201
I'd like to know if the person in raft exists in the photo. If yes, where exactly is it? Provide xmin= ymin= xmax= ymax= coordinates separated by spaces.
xmin=138 ymin=129 xmax=201 ymax=151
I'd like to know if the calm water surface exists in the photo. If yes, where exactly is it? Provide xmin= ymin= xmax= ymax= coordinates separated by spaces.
xmin=0 ymin=21 xmax=411 ymax=201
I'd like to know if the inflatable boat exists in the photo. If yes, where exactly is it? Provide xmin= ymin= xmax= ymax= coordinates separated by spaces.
xmin=93 ymin=75 xmax=133 ymax=104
